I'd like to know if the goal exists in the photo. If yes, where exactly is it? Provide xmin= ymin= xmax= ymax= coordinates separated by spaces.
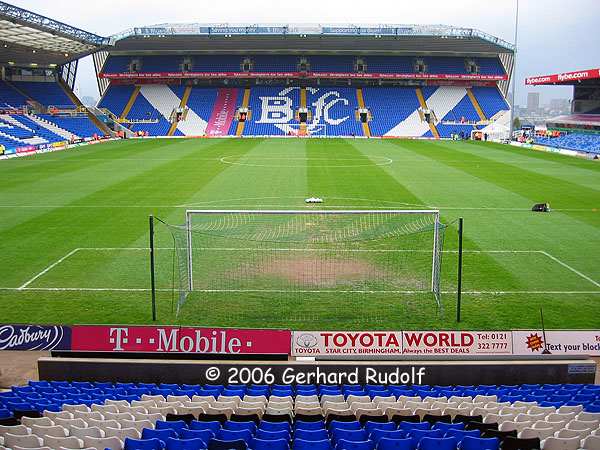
xmin=164 ymin=210 xmax=445 ymax=317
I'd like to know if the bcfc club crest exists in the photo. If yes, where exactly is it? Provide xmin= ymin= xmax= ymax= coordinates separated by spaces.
xmin=257 ymin=87 xmax=350 ymax=134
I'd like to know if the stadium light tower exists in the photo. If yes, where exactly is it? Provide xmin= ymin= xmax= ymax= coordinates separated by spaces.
xmin=509 ymin=0 xmax=520 ymax=139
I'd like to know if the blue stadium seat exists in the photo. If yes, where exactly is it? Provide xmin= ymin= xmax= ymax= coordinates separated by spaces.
xmin=125 ymin=437 xmax=165 ymax=450
xmin=332 ymin=429 xmax=369 ymax=443
xmin=166 ymin=437 xmax=207 ymax=450
xmin=365 ymin=423 xmax=397 ymax=433
xmin=408 ymin=430 xmax=444 ymax=447
xmin=330 ymin=422 xmax=362 ymax=431
xmin=226 ymin=421 xmax=257 ymax=433
xmin=336 ymin=440 xmax=375 ymax=450
xmin=458 ymin=437 xmax=499 ymax=450
xmin=217 ymin=429 xmax=253 ymax=444
xmin=208 ymin=439 xmax=248 ymax=450
xmin=157 ymin=420 xmax=189 ymax=435
xmin=181 ymin=429 xmax=215 ymax=442
xmin=260 ymin=422 xmax=291 ymax=432
xmin=443 ymin=430 xmax=480 ymax=443
xmin=251 ymin=438 xmax=290 ymax=450
xmin=399 ymin=423 xmax=430 ymax=432
xmin=191 ymin=421 xmax=222 ymax=433
xmin=377 ymin=438 xmax=415 ymax=450
xmin=295 ymin=421 xmax=326 ymax=431
xmin=418 ymin=437 xmax=458 ymax=450
xmin=434 ymin=424 xmax=464 ymax=432
xmin=293 ymin=439 xmax=332 ymax=450
xmin=295 ymin=429 xmax=329 ymax=441
xmin=143 ymin=427 xmax=178 ymax=441
xmin=369 ymin=430 xmax=407 ymax=444
xmin=255 ymin=430 xmax=290 ymax=441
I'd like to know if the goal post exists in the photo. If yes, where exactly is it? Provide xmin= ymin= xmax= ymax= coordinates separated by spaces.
xmin=166 ymin=209 xmax=445 ymax=318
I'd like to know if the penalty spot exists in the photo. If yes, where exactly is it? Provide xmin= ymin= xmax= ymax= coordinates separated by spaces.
xmin=305 ymin=197 xmax=323 ymax=204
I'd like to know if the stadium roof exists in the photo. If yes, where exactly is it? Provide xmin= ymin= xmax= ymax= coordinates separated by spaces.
xmin=109 ymin=23 xmax=514 ymax=56
xmin=0 ymin=1 xmax=110 ymax=67
xmin=525 ymin=68 xmax=600 ymax=86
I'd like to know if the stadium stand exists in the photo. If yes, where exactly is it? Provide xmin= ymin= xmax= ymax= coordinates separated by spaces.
xmin=535 ymin=133 xmax=600 ymax=155
xmin=11 ymin=81 xmax=74 ymax=107
xmin=242 ymin=86 xmax=301 ymax=136
xmin=469 ymin=87 xmax=510 ymax=119
xmin=304 ymin=86 xmax=363 ymax=137
xmin=37 ymin=114 xmax=103 ymax=138
xmin=0 ymin=78 xmax=107 ymax=151
xmin=126 ymin=89 xmax=172 ymax=136
xmin=362 ymin=87 xmax=423 ymax=137
xmin=91 ymin=83 xmax=511 ymax=138
xmin=0 ymin=80 xmax=29 ymax=108
xmin=98 ymin=84 xmax=137 ymax=118
xmin=0 ymin=383 xmax=598 ymax=450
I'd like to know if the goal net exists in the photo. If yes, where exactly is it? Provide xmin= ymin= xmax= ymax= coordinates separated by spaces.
xmin=163 ymin=210 xmax=446 ymax=318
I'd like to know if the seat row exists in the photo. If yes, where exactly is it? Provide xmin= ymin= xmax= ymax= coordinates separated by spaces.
xmin=3 ymin=394 xmax=599 ymax=419
xmin=17 ymin=382 xmax=600 ymax=400
xmin=4 ymin=420 xmax=600 ymax=450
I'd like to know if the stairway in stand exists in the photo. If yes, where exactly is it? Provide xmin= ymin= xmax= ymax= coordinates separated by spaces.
xmin=299 ymin=87 xmax=307 ymax=136
xmin=356 ymin=88 xmax=371 ymax=137
xmin=236 ymin=88 xmax=251 ymax=136
xmin=466 ymin=88 xmax=488 ymax=122
xmin=416 ymin=87 xmax=440 ymax=139
xmin=120 ymin=86 xmax=140 ymax=120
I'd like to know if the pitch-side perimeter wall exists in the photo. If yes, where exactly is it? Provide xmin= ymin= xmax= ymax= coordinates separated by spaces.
xmin=1 ymin=325 xmax=599 ymax=357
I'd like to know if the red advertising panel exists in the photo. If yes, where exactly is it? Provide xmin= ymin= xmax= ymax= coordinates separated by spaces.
xmin=71 ymin=326 xmax=291 ymax=355
xmin=525 ymin=68 xmax=600 ymax=85
xmin=101 ymin=72 xmax=507 ymax=81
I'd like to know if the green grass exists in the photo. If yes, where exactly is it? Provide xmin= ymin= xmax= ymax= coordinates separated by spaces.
xmin=0 ymin=138 xmax=599 ymax=330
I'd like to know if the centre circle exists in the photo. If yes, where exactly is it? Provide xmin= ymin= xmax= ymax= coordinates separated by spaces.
xmin=219 ymin=156 xmax=393 ymax=168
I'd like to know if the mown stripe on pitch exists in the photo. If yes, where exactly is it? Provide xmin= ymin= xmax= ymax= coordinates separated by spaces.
xmin=1 ymin=139 xmax=262 ymax=289
xmin=305 ymin=137 xmax=523 ymax=295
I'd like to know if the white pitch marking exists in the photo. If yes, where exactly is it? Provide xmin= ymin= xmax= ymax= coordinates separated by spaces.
xmin=0 ymin=202 xmax=595 ymax=213
xmin=13 ymin=248 xmax=600 ymax=292
xmin=539 ymin=251 xmax=600 ymax=288
xmin=72 ymin=247 xmax=545 ymax=254
xmin=1 ymin=287 xmax=599 ymax=295
xmin=18 ymin=248 xmax=81 ymax=290
xmin=219 ymin=155 xmax=394 ymax=168
xmin=3 ymin=287 xmax=172 ymax=292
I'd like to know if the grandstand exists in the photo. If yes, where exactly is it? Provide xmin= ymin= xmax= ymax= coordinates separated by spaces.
xmin=92 ymin=24 xmax=513 ymax=139
xmin=525 ymin=68 xmax=600 ymax=155
xmin=0 ymin=1 xmax=111 ymax=155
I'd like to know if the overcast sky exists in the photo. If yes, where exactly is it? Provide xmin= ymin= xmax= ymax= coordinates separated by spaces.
xmin=11 ymin=0 xmax=600 ymax=105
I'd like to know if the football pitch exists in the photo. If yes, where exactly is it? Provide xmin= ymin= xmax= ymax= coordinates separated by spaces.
xmin=0 ymin=138 xmax=599 ymax=330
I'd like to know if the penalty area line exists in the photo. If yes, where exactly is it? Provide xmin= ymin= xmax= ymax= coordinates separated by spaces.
xmin=0 ymin=287 xmax=599 ymax=295
xmin=540 ymin=251 xmax=600 ymax=288
xmin=18 ymin=248 xmax=81 ymax=290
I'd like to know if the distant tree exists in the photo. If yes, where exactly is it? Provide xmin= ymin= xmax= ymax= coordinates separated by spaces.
xmin=513 ymin=117 xmax=521 ymax=130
